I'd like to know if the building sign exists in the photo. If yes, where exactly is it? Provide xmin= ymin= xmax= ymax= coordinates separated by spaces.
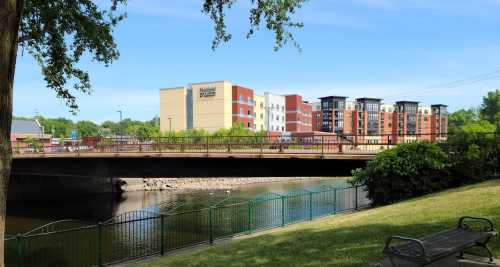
xmin=199 ymin=87 xmax=216 ymax=97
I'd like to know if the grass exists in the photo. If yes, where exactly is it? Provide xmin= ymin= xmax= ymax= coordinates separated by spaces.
xmin=136 ymin=180 xmax=500 ymax=267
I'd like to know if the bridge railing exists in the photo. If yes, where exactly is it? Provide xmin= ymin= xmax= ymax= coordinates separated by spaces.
xmin=11 ymin=133 xmax=450 ymax=155
xmin=5 ymin=183 xmax=369 ymax=267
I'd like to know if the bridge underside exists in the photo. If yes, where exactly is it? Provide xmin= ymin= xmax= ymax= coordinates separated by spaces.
xmin=11 ymin=156 xmax=368 ymax=178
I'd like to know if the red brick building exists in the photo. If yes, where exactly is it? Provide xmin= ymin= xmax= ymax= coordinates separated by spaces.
xmin=312 ymin=102 xmax=322 ymax=131
xmin=285 ymin=95 xmax=312 ymax=132
xmin=431 ymin=104 xmax=448 ymax=142
xmin=232 ymin=85 xmax=255 ymax=129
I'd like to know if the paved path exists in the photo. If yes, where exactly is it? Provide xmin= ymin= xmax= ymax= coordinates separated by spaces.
xmin=378 ymin=255 xmax=499 ymax=267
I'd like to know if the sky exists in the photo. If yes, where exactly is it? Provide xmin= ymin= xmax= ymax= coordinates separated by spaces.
xmin=13 ymin=0 xmax=500 ymax=123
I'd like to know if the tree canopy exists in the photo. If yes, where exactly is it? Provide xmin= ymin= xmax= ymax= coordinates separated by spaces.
xmin=480 ymin=89 xmax=500 ymax=130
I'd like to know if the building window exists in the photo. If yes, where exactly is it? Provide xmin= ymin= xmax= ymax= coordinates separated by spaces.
xmin=248 ymin=122 xmax=251 ymax=128
xmin=260 ymin=103 xmax=263 ymax=108
xmin=240 ymin=108 xmax=244 ymax=115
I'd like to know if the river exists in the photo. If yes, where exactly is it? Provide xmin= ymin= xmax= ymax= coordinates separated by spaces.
xmin=6 ymin=177 xmax=349 ymax=235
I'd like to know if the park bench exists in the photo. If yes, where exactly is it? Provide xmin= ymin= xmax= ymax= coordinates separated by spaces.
xmin=383 ymin=216 xmax=497 ymax=267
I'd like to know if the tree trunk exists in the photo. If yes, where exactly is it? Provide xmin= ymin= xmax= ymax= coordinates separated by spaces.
xmin=0 ymin=0 xmax=23 ymax=266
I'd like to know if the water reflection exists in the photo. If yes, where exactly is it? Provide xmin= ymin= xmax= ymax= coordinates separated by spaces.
xmin=7 ymin=177 xmax=348 ymax=235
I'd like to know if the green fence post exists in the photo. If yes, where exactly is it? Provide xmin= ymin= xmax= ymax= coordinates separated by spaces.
xmin=333 ymin=188 xmax=337 ymax=215
xmin=309 ymin=192 xmax=313 ymax=220
xmin=248 ymin=201 xmax=253 ymax=234
xmin=16 ymin=234 xmax=23 ymax=267
xmin=355 ymin=186 xmax=359 ymax=211
xmin=160 ymin=214 xmax=165 ymax=255
xmin=209 ymin=207 xmax=214 ymax=244
xmin=97 ymin=222 xmax=103 ymax=267
xmin=281 ymin=196 xmax=286 ymax=227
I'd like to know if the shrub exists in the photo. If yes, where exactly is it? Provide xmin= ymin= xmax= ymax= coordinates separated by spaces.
xmin=351 ymin=142 xmax=451 ymax=206
xmin=442 ymin=130 xmax=499 ymax=184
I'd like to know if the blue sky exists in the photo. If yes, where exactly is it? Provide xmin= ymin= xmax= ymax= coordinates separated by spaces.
xmin=13 ymin=0 xmax=500 ymax=123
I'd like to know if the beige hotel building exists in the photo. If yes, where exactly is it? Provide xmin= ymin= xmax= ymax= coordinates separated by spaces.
xmin=160 ymin=81 xmax=233 ymax=132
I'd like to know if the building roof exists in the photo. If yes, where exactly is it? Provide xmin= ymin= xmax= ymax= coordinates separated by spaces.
xmin=11 ymin=119 xmax=43 ymax=135
xmin=396 ymin=100 xmax=419 ymax=105
xmin=431 ymin=104 xmax=448 ymax=107
xmin=319 ymin=96 xmax=347 ymax=100
xmin=356 ymin=97 xmax=383 ymax=102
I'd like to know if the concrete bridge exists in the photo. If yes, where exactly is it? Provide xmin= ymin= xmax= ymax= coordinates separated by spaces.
xmin=11 ymin=134 xmax=418 ymax=178
xmin=11 ymin=151 xmax=376 ymax=178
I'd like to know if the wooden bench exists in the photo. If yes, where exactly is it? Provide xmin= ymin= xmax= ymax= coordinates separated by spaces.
xmin=383 ymin=216 xmax=497 ymax=267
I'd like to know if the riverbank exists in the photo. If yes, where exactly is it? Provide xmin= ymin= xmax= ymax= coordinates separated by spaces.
xmin=119 ymin=177 xmax=341 ymax=191
xmin=135 ymin=179 xmax=500 ymax=267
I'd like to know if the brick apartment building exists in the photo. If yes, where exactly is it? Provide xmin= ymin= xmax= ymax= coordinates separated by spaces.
xmin=285 ymin=95 xmax=312 ymax=132
xmin=232 ymin=85 xmax=255 ymax=129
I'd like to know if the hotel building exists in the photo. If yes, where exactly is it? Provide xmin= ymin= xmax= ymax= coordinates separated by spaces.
xmin=159 ymin=81 xmax=233 ymax=132
xmin=160 ymin=81 xmax=311 ymax=133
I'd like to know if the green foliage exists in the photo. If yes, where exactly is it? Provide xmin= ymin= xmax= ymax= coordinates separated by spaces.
xmin=352 ymin=142 xmax=451 ymax=206
xmin=480 ymin=89 xmax=500 ymax=129
xmin=19 ymin=0 xmax=127 ymax=113
xmin=136 ymin=126 xmax=153 ymax=142
xmin=21 ymin=137 xmax=44 ymax=152
xmin=354 ymin=109 xmax=498 ymax=207
xmin=443 ymin=130 xmax=499 ymax=185
xmin=447 ymin=108 xmax=480 ymax=134
xmin=76 ymin=120 xmax=99 ymax=138
xmin=38 ymin=117 xmax=74 ymax=138
xmin=202 ymin=0 xmax=307 ymax=51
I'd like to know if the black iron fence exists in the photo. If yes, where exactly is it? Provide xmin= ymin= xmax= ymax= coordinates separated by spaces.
xmin=5 ymin=185 xmax=370 ymax=267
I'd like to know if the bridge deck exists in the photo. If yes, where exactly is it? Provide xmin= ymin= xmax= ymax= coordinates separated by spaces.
xmin=13 ymin=152 xmax=376 ymax=160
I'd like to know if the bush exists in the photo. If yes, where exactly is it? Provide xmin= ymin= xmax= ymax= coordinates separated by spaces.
xmin=442 ymin=130 xmax=499 ymax=184
xmin=351 ymin=142 xmax=451 ymax=206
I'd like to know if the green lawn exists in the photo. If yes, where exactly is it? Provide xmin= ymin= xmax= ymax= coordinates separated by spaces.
xmin=137 ymin=180 xmax=500 ymax=267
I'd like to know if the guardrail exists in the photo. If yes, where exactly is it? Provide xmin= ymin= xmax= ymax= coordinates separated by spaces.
xmin=11 ymin=133 xmax=449 ymax=156
xmin=5 ymin=184 xmax=369 ymax=267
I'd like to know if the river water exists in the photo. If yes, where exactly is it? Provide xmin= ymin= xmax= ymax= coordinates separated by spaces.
xmin=6 ymin=177 xmax=349 ymax=235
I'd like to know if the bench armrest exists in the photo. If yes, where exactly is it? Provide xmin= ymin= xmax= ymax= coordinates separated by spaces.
xmin=384 ymin=236 xmax=427 ymax=258
xmin=458 ymin=216 xmax=495 ymax=232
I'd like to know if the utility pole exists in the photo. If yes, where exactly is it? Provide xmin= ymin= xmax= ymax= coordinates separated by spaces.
xmin=117 ymin=110 xmax=123 ymax=144
xmin=168 ymin=117 xmax=172 ymax=133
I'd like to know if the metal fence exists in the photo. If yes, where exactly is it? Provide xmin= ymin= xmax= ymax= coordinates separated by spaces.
xmin=12 ymin=133 xmax=450 ymax=156
xmin=5 ymin=185 xmax=370 ymax=267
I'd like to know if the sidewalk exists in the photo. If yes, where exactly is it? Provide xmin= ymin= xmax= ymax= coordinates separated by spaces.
xmin=378 ymin=255 xmax=499 ymax=267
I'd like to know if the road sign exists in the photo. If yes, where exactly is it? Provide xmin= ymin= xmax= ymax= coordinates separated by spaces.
xmin=71 ymin=129 xmax=77 ymax=140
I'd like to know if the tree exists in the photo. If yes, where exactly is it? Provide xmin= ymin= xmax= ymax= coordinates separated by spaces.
xmin=0 ymin=0 xmax=125 ymax=264
xmin=447 ymin=108 xmax=479 ymax=134
xmin=76 ymin=120 xmax=99 ymax=138
xmin=480 ymin=89 xmax=500 ymax=131
xmin=0 ymin=0 xmax=306 ymax=264
xmin=38 ymin=117 xmax=74 ymax=138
